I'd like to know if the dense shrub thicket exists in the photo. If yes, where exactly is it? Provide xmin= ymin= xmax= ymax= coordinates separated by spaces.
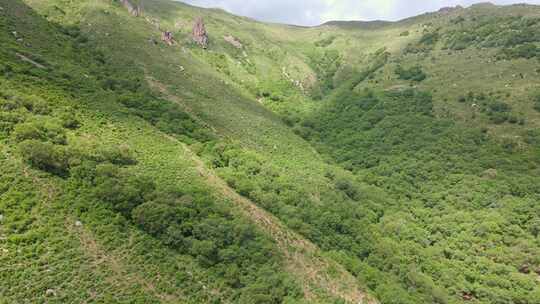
xmin=395 ymin=65 xmax=427 ymax=82
xmin=457 ymin=91 xmax=525 ymax=125
xmin=308 ymin=49 xmax=342 ymax=99
xmin=0 ymin=83 xmax=303 ymax=303
xmin=404 ymin=30 xmax=440 ymax=54
xmin=0 ymin=5 xmax=299 ymax=299
xmin=445 ymin=16 xmax=540 ymax=59
xmin=202 ymin=87 xmax=540 ymax=304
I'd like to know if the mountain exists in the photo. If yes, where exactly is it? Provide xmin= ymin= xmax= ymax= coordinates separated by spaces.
xmin=1 ymin=0 xmax=539 ymax=303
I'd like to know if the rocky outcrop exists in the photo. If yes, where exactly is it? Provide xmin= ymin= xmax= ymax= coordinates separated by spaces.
xmin=223 ymin=35 xmax=242 ymax=49
xmin=192 ymin=17 xmax=208 ymax=49
xmin=121 ymin=0 xmax=141 ymax=17
xmin=161 ymin=31 xmax=174 ymax=46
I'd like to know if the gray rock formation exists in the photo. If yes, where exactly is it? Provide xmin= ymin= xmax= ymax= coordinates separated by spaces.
xmin=121 ymin=0 xmax=141 ymax=17
xmin=192 ymin=17 xmax=208 ymax=49
xmin=161 ymin=31 xmax=174 ymax=46
xmin=224 ymin=35 xmax=242 ymax=49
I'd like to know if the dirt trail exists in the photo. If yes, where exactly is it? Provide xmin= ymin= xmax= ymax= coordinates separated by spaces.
xmin=147 ymin=76 xmax=376 ymax=303
xmin=180 ymin=139 xmax=376 ymax=304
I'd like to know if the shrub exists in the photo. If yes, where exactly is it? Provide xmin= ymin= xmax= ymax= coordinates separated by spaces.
xmin=59 ymin=111 xmax=81 ymax=129
xmin=132 ymin=201 xmax=178 ymax=236
xmin=419 ymin=31 xmax=440 ymax=46
xmin=96 ymin=145 xmax=137 ymax=166
xmin=12 ymin=120 xmax=67 ymax=144
xmin=399 ymin=31 xmax=410 ymax=37
xmin=533 ymin=92 xmax=540 ymax=112
xmin=315 ymin=35 xmax=336 ymax=47
xmin=20 ymin=95 xmax=51 ymax=115
xmin=335 ymin=178 xmax=360 ymax=200
xmin=405 ymin=31 xmax=440 ymax=53
xmin=396 ymin=65 xmax=427 ymax=82
xmin=502 ymin=43 xmax=539 ymax=59
xmin=488 ymin=101 xmax=511 ymax=113
xmin=94 ymin=165 xmax=155 ymax=216
xmin=489 ymin=112 xmax=509 ymax=124
xmin=18 ymin=140 xmax=70 ymax=176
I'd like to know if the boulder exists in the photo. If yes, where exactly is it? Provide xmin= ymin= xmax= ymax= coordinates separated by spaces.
xmin=224 ymin=35 xmax=242 ymax=49
xmin=161 ymin=31 xmax=174 ymax=46
xmin=192 ymin=17 xmax=208 ymax=49
xmin=121 ymin=0 xmax=141 ymax=17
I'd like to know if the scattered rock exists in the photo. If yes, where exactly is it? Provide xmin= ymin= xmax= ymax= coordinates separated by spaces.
xmin=120 ymin=0 xmax=141 ymax=17
xmin=75 ymin=220 xmax=83 ymax=227
xmin=148 ymin=37 xmax=158 ymax=45
xmin=192 ymin=17 xmax=208 ymax=49
xmin=0 ymin=214 xmax=3 ymax=222
xmin=462 ymin=292 xmax=474 ymax=301
xmin=179 ymin=65 xmax=185 ymax=72
xmin=161 ymin=31 xmax=175 ymax=46
xmin=45 ymin=289 xmax=56 ymax=297
xmin=519 ymin=264 xmax=531 ymax=274
xmin=223 ymin=35 xmax=242 ymax=49
xmin=12 ymin=31 xmax=17 ymax=37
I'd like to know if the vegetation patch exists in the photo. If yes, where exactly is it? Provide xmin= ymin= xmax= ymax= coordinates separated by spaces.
xmin=395 ymin=65 xmax=427 ymax=82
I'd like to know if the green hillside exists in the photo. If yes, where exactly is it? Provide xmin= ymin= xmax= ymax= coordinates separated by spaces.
xmin=1 ymin=0 xmax=539 ymax=304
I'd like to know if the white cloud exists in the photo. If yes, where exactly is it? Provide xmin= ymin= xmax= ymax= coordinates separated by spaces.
xmin=178 ymin=0 xmax=540 ymax=26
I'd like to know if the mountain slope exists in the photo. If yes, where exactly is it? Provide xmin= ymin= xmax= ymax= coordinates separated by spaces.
xmin=0 ymin=1 xmax=373 ymax=303
xmin=2 ymin=0 xmax=540 ymax=304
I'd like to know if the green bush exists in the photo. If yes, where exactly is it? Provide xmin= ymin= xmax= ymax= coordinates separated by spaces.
xmin=18 ymin=140 xmax=70 ymax=176
xmin=93 ymin=164 xmax=155 ymax=216
xmin=315 ymin=35 xmax=337 ymax=47
xmin=487 ymin=100 xmax=511 ymax=113
xmin=132 ymin=201 xmax=178 ymax=236
xmin=444 ymin=15 xmax=540 ymax=59
xmin=117 ymin=92 xmax=213 ymax=142
xmin=308 ymin=50 xmax=341 ymax=98
xmin=395 ymin=65 xmax=427 ymax=82
xmin=12 ymin=119 xmax=67 ymax=144
xmin=533 ymin=92 xmax=540 ymax=112
xmin=95 ymin=146 xmax=137 ymax=166
xmin=404 ymin=31 xmax=439 ymax=53
xmin=59 ymin=110 xmax=81 ymax=129
xmin=502 ymin=43 xmax=539 ymax=59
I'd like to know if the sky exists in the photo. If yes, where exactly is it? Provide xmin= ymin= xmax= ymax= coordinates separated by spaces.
xmin=178 ymin=0 xmax=540 ymax=26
